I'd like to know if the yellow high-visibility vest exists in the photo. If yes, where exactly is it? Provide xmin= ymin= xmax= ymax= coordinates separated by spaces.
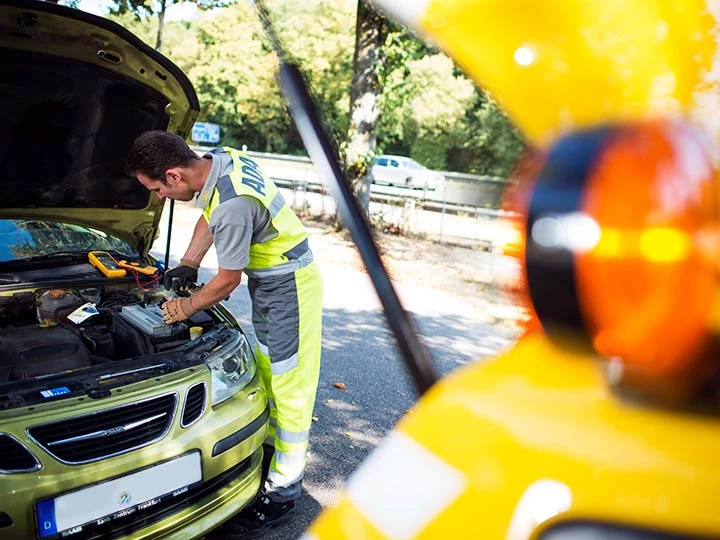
xmin=203 ymin=148 xmax=308 ymax=271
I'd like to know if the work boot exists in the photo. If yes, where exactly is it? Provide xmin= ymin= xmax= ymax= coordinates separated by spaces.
xmin=209 ymin=493 xmax=295 ymax=539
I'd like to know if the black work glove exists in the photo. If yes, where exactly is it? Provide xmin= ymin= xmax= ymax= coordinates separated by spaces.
xmin=163 ymin=259 xmax=199 ymax=292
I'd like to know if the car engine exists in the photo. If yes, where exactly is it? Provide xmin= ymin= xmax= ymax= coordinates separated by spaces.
xmin=0 ymin=285 xmax=216 ymax=383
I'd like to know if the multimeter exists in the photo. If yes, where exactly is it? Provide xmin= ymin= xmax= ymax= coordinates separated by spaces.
xmin=117 ymin=259 xmax=158 ymax=276
xmin=88 ymin=251 xmax=127 ymax=278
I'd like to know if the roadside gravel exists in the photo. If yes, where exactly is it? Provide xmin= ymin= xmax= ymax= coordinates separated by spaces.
xmin=303 ymin=215 xmax=525 ymax=331
xmin=154 ymin=200 xmax=526 ymax=331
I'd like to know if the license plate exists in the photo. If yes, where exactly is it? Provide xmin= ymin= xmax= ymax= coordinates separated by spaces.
xmin=36 ymin=451 xmax=202 ymax=538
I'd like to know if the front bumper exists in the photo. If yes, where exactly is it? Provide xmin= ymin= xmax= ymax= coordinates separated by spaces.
xmin=0 ymin=367 xmax=268 ymax=540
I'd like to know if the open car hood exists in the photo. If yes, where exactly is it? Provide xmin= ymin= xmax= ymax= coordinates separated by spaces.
xmin=0 ymin=0 xmax=199 ymax=256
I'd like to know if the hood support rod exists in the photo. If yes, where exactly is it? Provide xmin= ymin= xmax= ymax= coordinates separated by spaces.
xmin=164 ymin=199 xmax=174 ymax=271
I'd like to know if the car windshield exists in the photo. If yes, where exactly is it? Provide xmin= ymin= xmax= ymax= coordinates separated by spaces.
xmin=0 ymin=219 xmax=136 ymax=262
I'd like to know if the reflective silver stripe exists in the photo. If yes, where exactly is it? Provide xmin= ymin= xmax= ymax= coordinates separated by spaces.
xmin=276 ymin=426 xmax=309 ymax=444
xmin=268 ymin=191 xmax=286 ymax=217
xmin=270 ymin=417 xmax=277 ymax=427
xmin=266 ymin=450 xmax=306 ymax=490
xmin=267 ymin=468 xmax=304 ymax=488
xmin=245 ymin=250 xmax=314 ymax=278
xmin=216 ymin=175 xmax=237 ymax=203
xmin=257 ymin=341 xmax=269 ymax=356
xmin=284 ymin=238 xmax=309 ymax=260
xmin=271 ymin=353 xmax=299 ymax=375
xmin=268 ymin=397 xmax=277 ymax=410
xmin=274 ymin=449 xmax=306 ymax=468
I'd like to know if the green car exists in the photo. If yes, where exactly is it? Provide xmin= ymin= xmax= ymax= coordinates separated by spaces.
xmin=0 ymin=1 xmax=268 ymax=538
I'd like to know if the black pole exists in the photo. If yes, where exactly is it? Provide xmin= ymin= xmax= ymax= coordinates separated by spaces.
xmin=164 ymin=199 xmax=174 ymax=271
xmin=251 ymin=1 xmax=438 ymax=396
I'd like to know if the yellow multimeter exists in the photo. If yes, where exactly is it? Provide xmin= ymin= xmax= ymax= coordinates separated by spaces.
xmin=88 ymin=251 xmax=127 ymax=278
xmin=117 ymin=259 xmax=158 ymax=276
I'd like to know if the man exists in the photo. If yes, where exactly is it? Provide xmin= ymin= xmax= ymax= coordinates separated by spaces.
xmin=126 ymin=130 xmax=323 ymax=537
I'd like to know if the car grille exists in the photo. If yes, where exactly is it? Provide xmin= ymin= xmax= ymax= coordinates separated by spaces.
xmin=0 ymin=433 xmax=39 ymax=472
xmin=28 ymin=394 xmax=177 ymax=464
xmin=181 ymin=382 xmax=206 ymax=427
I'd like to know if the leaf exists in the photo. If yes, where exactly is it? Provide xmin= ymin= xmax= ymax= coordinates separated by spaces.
xmin=343 ymin=432 xmax=352 ymax=438
xmin=333 ymin=382 xmax=347 ymax=390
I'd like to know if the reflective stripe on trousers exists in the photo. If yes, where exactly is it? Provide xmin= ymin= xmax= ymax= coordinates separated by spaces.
xmin=252 ymin=261 xmax=323 ymax=502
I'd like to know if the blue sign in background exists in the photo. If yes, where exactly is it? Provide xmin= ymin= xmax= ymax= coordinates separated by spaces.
xmin=191 ymin=122 xmax=220 ymax=144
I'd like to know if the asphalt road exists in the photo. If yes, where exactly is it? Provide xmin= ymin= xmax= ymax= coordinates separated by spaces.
xmin=151 ymin=199 xmax=516 ymax=539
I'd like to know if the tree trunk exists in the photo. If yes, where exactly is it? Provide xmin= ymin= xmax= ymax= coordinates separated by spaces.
xmin=155 ymin=0 xmax=166 ymax=51
xmin=344 ymin=1 xmax=386 ymax=218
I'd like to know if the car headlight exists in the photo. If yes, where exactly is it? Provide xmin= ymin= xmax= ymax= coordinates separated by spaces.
xmin=204 ymin=329 xmax=256 ymax=405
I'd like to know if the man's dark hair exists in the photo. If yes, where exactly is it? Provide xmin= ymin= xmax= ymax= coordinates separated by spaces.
xmin=126 ymin=130 xmax=199 ymax=181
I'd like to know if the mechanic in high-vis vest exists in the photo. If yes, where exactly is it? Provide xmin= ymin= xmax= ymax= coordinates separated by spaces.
xmin=126 ymin=130 xmax=323 ymax=537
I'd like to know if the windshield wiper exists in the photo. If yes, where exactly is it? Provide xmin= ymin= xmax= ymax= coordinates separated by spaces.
xmin=0 ymin=251 xmax=95 ymax=270
xmin=0 ymin=250 xmax=136 ymax=270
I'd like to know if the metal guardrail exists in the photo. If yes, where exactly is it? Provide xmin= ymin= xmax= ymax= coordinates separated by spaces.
xmin=191 ymin=145 xmax=510 ymax=216
xmin=191 ymin=146 xmax=520 ymax=250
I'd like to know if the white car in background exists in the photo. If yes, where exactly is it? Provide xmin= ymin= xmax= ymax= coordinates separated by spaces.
xmin=371 ymin=155 xmax=444 ymax=191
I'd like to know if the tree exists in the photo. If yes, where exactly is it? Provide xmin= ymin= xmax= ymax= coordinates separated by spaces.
xmin=106 ymin=0 xmax=233 ymax=51
xmin=343 ymin=1 xmax=388 ymax=215
xmin=271 ymin=0 xmax=355 ymax=140
xmin=103 ymin=0 xmax=522 ymax=177
xmin=156 ymin=1 xmax=355 ymax=152
xmin=177 ymin=3 xmax=291 ymax=150
xmin=376 ymin=40 xmax=524 ymax=176
xmin=454 ymin=90 xmax=525 ymax=176
xmin=401 ymin=54 xmax=475 ymax=170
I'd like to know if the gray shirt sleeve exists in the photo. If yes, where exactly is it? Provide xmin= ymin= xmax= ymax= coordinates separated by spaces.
xmin=208 ymin=196 xmax=275 ymax=270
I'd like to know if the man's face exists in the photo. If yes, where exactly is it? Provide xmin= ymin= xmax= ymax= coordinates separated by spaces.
xmin=136 ymin=170 xmax=195 ymax=202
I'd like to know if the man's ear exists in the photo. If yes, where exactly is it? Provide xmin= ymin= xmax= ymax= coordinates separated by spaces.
xmin=165 ymin=168 xmax=183 ymax=186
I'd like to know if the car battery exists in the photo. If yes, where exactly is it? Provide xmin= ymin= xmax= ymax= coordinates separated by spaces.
xmin=118 ymin=304 xmax=175 ymax=338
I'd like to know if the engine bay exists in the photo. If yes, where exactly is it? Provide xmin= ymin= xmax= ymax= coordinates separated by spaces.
xmin=0 ymin=282 xmax=228 ymax=409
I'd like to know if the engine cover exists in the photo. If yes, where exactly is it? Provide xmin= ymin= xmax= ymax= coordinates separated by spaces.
xmin=0 ymin=326 xmax=91 ymax=381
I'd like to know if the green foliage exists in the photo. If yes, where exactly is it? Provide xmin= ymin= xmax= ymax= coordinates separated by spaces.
xmin=106 ymin=0 xmax=523 ymax=175
xmin=271 ymin=0 xmax=355 ymax=139
xmin=106 ymin=0 xmax=232 ymax=18
xmin=456 ymin=90 xmax=526 ymax=176
xmin=105 ymin=10 xmax=156 ymax=44
xmin=376 ymin=26 xmax=437 ymax=152
xmin=156 ymin=0 xmax=354 ymax=153
xmin=105 ymin=0 xmax=234 ymax=50
xmin=378 ymin=35 xmax=524 ymax=175
xmin=177 ymin=4 xmax=292 ymax=150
